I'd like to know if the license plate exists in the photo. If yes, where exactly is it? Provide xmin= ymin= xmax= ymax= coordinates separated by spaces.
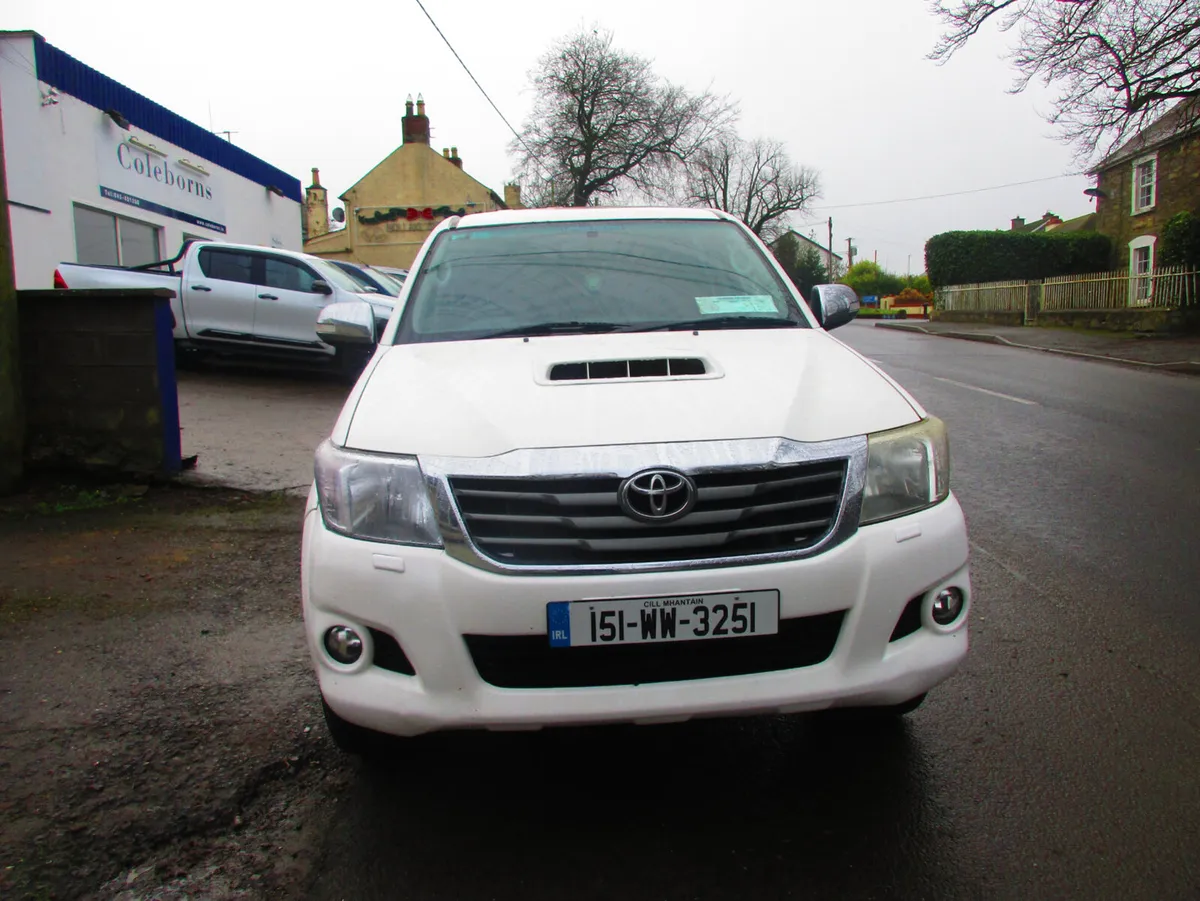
xmin=546 ymin=590 xmax=780 ymax=648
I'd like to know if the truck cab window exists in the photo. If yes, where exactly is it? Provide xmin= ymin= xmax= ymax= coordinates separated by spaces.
xmin=263 ymin=257 xmax=319 ymax=293
xmin=199 ymin=249 xmax=255 ymax=284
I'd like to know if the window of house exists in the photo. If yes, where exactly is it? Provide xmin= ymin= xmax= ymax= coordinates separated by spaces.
xmin=1129 ymin=236 xmax=1155 ymax=304
xmin=1131 ymin=154 xmax=1156 ymax=213
xmin=73 ymin=205 xmax=162 ymax=267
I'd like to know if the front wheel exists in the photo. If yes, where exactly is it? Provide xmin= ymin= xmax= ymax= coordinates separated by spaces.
xmin=322 ymin=699 xmax=388 ymax=757
xmin=336 ymin=345 xmax=373 ymax=384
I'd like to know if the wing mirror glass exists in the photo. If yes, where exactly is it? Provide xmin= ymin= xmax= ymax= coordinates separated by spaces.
xmin=311 ymin=279 xmax=334 ymax=296
xmin=808 ymin=284 xmax=860 ymax=330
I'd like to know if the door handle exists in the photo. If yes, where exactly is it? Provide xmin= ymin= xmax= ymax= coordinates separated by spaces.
xmin=258 ymin=293 xmax=279 ymax=300
xmin=191 ymin=285 xmax=212 ymax=292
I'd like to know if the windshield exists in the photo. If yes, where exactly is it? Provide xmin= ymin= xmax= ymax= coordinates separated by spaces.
xmin=333 ymin=262 xmax=402 ymax=297
xmin=394 ymin=219 xmax=809 ymax=343
xmin=309 ymin=258 xmax=374 ymax=295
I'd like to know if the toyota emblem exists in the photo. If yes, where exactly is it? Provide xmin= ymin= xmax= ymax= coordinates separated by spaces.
xmin=619 ymin=469 xmax=696 ymax=523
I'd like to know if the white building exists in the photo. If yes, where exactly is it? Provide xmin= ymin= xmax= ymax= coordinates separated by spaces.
xmin=0 ymin=31 xmax=302 ymax=289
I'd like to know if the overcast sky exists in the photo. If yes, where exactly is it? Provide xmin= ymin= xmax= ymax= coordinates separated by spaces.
xmin=6 ymin=0 xmax=1096 ymax=273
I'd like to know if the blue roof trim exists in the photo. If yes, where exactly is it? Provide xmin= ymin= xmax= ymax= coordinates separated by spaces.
xmin=33 ymin=36 xmax=302 ymax=203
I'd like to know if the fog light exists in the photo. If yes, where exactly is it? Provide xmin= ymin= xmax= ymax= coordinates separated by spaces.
xmin=931 ymin=587 xmax=965 ymax=626
xmin=324 ymin=626 xmax=363 ymax=664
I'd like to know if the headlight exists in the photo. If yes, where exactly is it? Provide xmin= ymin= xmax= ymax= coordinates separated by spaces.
xmin=861 ymin=417 xmax=950 ymax=525
xmin=314 ymin=440 xmax=442 ymax=546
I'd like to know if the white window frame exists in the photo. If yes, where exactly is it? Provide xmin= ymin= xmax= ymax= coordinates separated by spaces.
xmin=72 ymin=203 xmax=163 ymax=266
xmin=1128 ymin=235 xmax=1156 ymax=305
xmin=1130 ymin=152 xmax=1157 ymax=214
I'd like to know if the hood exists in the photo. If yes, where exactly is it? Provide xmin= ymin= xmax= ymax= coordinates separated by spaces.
xmin=340 ymin=330 xmax=920 ymax=457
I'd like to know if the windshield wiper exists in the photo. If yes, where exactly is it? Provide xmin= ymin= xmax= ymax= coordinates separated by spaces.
xmin=636 ymin=316 xmax=802 ymax=333
xmin=478 ymin=321 xmax=631 ymax=339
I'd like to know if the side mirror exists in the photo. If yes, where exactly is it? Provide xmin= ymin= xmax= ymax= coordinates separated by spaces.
xmin=808 ymin=284 xmax=860 ymax=330
xmin=311 ymin=279 xmax=334 ymax=295
xmin=316 ymin=301 xmax=376 ymax=346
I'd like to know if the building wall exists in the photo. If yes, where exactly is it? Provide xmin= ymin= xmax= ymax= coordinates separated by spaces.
xmin=1095 ymin=134 xmax=1200 ymax=270
xmin=0 ymin=34 xmax=302 ymax=289
xmin=305 ymin=142 xmax=506 ymax=269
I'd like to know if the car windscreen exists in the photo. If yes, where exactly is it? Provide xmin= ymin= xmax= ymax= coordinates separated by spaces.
xmin=394 ymin=219 xmax=809 ymax=344
xmin=309 ymin=258 xmax=374 ymax=294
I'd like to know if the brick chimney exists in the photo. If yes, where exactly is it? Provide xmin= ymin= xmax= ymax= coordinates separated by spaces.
xmin=1010 ymin=216 xmax=1025 ymax=231
xmin=402 ymin=92 xmax=429 ymax=145
xmin=304 ymin=168 xmax=329 ymax=240
xmin=504 ymin=183 xmax=523 ymax=209
xmin=449 ymin=146 xmax=462 ymax=169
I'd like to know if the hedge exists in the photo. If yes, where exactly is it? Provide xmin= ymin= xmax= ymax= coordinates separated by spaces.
xmin=924 ymin=230 xmax=1112 ymax=288
xmin=1160 ymin=211 xmax=1200 ymax=267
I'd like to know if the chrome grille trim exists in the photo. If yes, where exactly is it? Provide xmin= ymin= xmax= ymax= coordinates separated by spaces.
xmin=419 ymin=436 xmax=867 ymax=576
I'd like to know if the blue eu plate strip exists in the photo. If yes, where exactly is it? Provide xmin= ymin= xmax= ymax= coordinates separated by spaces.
xmin=546 ymin=602 xmax=571 ymax=647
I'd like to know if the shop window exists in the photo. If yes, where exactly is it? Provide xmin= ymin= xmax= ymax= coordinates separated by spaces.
xmin=72 ymin=205 xmax=161 ymax=267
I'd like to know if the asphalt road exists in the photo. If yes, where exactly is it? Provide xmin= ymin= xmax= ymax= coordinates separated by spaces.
xmin=304 ymin=323 xmax=1200 ymax=900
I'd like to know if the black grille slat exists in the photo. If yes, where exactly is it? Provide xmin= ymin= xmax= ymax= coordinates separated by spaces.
xmin=465 ymin=611 xmax=846 ymax=688
xmin=449 ymin=459 xmax=847 ymax=566
xmin=548 ymin=357 xmax=707 ymax=381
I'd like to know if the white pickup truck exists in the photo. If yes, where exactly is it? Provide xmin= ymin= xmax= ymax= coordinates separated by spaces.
xmin=55 ymin=241 xmax=392 ymax=372
xmin=305 ymin=206 xmax=971 ymax=753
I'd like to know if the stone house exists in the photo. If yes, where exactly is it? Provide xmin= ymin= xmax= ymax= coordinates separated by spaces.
xmin=303 ymin=95 xmax=521 ymax=269
xmin=1091 ymin=100 xmax=1200 ymax=277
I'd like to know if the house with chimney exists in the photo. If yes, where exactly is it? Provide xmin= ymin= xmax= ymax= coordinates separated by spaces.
xmin=303 ymin=94 xmax=521 ymax=269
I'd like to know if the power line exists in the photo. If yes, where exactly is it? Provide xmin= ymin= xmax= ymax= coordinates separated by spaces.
xmin=413 ymin=0 xmax=541 ymax=170
xmin=811 ymin=172 xmax=1087 ymax=211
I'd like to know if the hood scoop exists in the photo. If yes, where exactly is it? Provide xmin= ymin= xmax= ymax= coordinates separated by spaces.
xmin=548 ymin=357 xmax=709 ymax=382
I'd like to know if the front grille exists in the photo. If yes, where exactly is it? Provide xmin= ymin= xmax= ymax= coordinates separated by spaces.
xmin=448 ymin=459 xmax=847 ymax=566
xmin=464 ymin=611 xmax=846 ymax=688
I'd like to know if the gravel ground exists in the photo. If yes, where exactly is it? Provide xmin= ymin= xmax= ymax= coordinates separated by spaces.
xmin=0 ymin=484 xmax=346 ymax=899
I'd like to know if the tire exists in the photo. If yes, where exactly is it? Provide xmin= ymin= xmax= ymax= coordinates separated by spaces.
xmin=819 ymin=692 xmax=928 ymax=728
xmin=322 ymin=699 xmax=388 ymax=757
xmin=336 ymin=345 xmax=373 ymax=384
xmin=881 ymin=692 xmax=926 ymax=716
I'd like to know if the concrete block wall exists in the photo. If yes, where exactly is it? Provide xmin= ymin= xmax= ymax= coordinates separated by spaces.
xmin=19 ymin=288 xmax=181 ymax=475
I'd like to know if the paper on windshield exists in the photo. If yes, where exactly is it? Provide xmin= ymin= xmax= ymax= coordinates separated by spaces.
xmin=694 ymin=295 xmax=779 ymax=315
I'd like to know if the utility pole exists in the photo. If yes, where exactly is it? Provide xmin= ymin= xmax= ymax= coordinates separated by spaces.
xmin=846 ymin=238 xmax=855 ymax=270
xmin=827 ymin=217 xmax=834 ymax=282
xmin=0 ymin=93 xmax=23 ymax=494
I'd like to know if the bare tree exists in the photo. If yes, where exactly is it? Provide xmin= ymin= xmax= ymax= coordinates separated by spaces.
xmin=929 ymin=0 xmax=1200 ymax=158
xmin=512 ymin=29 xmax=735 ymax=207
xmin=684 ymin=135 xmax=821 ymax=242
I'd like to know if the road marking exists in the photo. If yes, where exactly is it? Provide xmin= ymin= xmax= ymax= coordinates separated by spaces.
xmin=932 ymin=376 xmax=1039 ymax=405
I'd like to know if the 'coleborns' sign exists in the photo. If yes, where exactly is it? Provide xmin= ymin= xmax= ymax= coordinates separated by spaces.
xmin=95 ymin=133 xmax=227 ymax=233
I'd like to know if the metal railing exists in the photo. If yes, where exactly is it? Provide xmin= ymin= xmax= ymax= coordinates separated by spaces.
xmin=935 ymin=280 xmax=1028 ymax=313
xmin=935 ymin=267 xmax=1199 ymax=314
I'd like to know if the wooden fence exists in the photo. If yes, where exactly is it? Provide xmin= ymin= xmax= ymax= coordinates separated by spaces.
xmin=936 ymin=267 xmax=1199 ymax=314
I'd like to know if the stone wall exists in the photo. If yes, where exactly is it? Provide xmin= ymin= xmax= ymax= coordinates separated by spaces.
xmin=1095 ymin=134 xmax=1200 ymax=269
xmin=932 ymin=310 xmax=1026 ymax=326
xmin=19 ymin=288 xmax=181 ymax=475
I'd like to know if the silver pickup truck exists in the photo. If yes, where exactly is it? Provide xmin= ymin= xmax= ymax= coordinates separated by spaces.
xmin=55 ymin=241 xmax=393 ymax=373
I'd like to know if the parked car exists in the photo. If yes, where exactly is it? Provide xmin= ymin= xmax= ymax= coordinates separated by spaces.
xmin=304 ymin=207 xmax=970 ymax=752
xmin=374 ymin=266 xmax=408 ymax=284
xmin=328 ymin=260 xmax=405 ymax=297
xmin=55 ymin=242 xmax=393 ymax=374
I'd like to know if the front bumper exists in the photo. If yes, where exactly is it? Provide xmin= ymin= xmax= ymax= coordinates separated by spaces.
xmin=302 ymin=493 xmax=970 ymax=737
